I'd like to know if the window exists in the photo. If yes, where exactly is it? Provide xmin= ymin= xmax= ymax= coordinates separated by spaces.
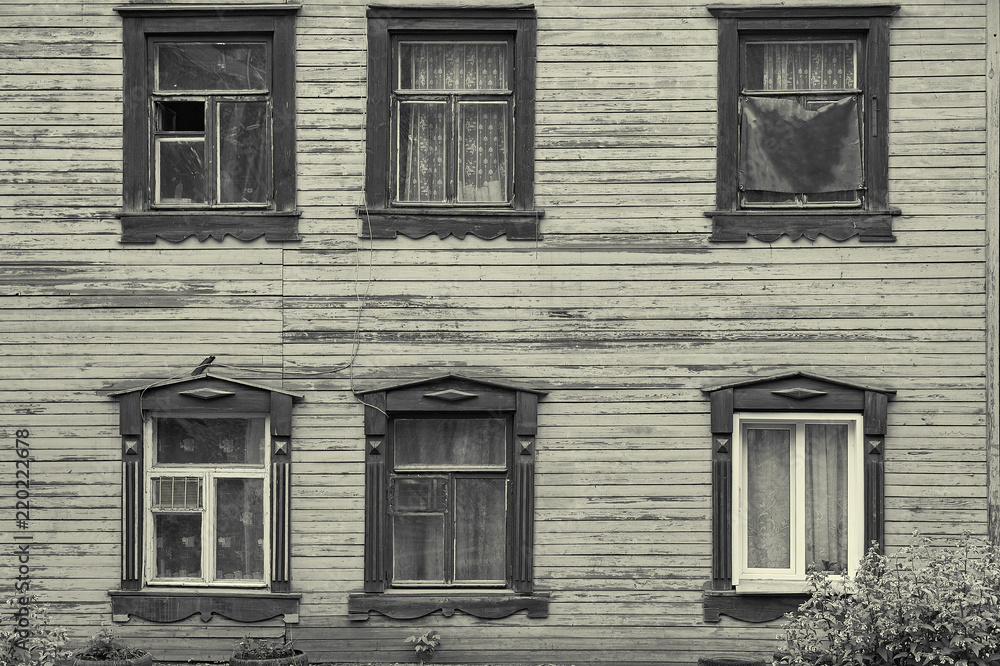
xmin=349 ymin=375 xmax=549 ymax=621
xmin=116 ymin=5 xmax=300 ymax=243
xmin=109 ymin=370 xmax=302 ymax=624
xmin=146 ymin=415 xmax=268 ymax=585
xmin=732 ymin=414 xmax=863 ymax=592
xmin=361 ymin=9 xmax=541 ymax=240
xmin=707 ymin=6 xmax=900 ymax=243
xmin=702 ymin=371 xmax=894 ymax=623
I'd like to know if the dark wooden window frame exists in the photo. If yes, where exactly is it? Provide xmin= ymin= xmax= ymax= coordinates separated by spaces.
xmin=706 ymin=5 xmax=901 ymax=243
xmin=701 ymin=371 xmax=894 ymax=623
xmin=360 ymin=7 xmax=542 ymax=241
xmin=349 ymin=374 xmax=550 ymax=621
xmin=109 ymin=371 xmax=303 ymax=624
xmin=116 ymin=4 xmax=301 ymax=243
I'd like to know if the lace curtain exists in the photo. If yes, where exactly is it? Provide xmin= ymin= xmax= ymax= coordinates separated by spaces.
xmin=398 ymin=42 xmax=509 ymax=203
xmin=746 ymin=425 xmax=847 ymax=571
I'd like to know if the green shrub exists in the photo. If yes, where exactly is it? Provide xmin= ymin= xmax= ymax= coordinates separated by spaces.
xmin=75 ymin=626 xmax=147 ymax=661
xmin=0 ymin=593 xmax=72 ymax=666
xmin=776 ymin=533 xmax=1000 ymax=666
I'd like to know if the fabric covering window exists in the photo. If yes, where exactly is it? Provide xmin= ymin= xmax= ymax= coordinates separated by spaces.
xmin=396 ymin=41 xmax=511 ymax=204
xmin=740 ymin=39 xmax=863 ymax=206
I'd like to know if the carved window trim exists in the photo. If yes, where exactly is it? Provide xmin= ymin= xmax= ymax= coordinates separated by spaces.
xmin=705 ymin=5 xmax=901 ymax=243
xmin=701 ymin=371 xmax=894 ymax=623
xmin=116 ymin=4 xmax=301 ymax=243
xmin=349 ymin=374 xmax=549 ymax=621
xmin=361 ymin=8 xmax=541 ymax=241
xmin=109 ymin=371 xmax=302 ymax=623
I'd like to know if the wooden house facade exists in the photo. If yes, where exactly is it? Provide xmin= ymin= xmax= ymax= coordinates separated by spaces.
xmin=1 ymin=0 xmax=998 ymax=664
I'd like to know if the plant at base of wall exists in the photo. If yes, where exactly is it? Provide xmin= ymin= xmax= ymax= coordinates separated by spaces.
xmin=73 ymin=626 xmax=151 ymax=666
xmin=405 ymin=631 xmax=441 ymax=663
xmin=776 ymin=533 xmax=1000 ymax=666
xmin=230 ymin=635 xmax=308 ymax=666
xmin=0 ymin=593 xmax=72 ymax=666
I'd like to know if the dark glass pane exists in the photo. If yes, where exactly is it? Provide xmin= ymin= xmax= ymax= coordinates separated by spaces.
xmin=156 ymin=101 xmax=205 ymax=132
xmin=805 ymin=424 xmax=849 ymax=574
xmin=399 ymin=41 xmax=509 ymax=91
xmin=215 ymin=478 xmax=265 ymax=581
xmin=458 ymin=102 xmax=509 ymax=203
xmin=156 ymin=139 xmax=206 ymax=204
xmin=397 ymin=101 xmax=447 ymax=203
xmin=454 ymin=477 xmax=506 ymax=583
xmin=391 ymin=476 xmax=447 ymax=513
xmin=218 ymin=101 xmax=269 ymax=204
xmin=395 ymin=418 xmax=506 ymax=469
xmin=746 ymin=427 xmax=791 ymax=569
xmin=154 ymin=513 xmax=201 ymax=578
xmin=151 ymin=476 xmax=202 ymax=510
xmin=155 ymin=417 xmax=265 ymax=465
xmin=157 ymin=42 xmax=268 ymax=91
xmin=393 ymin=514 xmax=445 ymax=583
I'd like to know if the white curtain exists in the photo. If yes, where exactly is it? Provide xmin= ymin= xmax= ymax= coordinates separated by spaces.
xmin=399 ymin=43 xmax=508 ymax=203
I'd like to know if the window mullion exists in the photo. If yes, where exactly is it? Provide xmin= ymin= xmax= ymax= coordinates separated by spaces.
xmin=445 ymin=473 xmax=455 ymax=585
xmin=447 ymin=95 xmax=458 ymax=203
xmin=203 ymin=471 xmax=213 ymax=584
xmin=793 ymin=424 xmax=806 ymax=578
xmin=207 ymin=95 xmax=218 ymax=205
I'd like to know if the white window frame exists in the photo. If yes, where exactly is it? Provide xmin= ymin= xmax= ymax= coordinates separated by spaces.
xmin=731 ymin=412 xmax=863 ymax=592
xmin=143 ymin=412 xmax=271 ymax=587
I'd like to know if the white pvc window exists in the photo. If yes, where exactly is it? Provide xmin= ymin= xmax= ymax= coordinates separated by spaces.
xmin=732 ymin=412 xmax=863 ymax=592
xmin=144 ymin=414 xmax=270 ymax=586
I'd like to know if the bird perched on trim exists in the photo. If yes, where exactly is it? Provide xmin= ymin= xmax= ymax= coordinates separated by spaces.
xmin=192 ymin=356 xmax=216 ymax=375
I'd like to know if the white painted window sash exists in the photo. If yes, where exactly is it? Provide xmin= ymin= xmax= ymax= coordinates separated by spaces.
xmin=143 ymin=414 xmax=271 ymax=588
xmin=732 ymin=412 xmax=863 ymax=592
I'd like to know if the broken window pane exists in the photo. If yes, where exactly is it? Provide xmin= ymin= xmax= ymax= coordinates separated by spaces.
xmin=215 ymin=478 xmax=265 ymax=581
xmin=157 ymin=42 xmax=268 ymax=91
xmin=156 ymin=138 xmax=206 ymax=204
xmin=156 ymin=101 xmax=205 ymax=132
xmin=218 ymin=101 xmax=268 ymax=204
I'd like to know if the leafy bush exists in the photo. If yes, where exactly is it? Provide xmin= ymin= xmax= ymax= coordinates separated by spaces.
xmin=75 ymin=626 xmax=147 ymax=661
xmin=233 ymin=635 xmax=297 ymax=660
xmin=405 ymin=630 xmax=441 ymax=663
xmin=0 ymin=593 xmax=72 ymax=666
xmin=776 ymin=533 xmax=1000 ymax=666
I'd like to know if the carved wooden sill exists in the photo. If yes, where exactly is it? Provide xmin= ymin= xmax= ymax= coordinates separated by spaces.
xmin=702 ymin=589 xmax=808 ymax=623
xmin=706 ymin=209 xmax=900 ymax=243
xmin=347 ymin=592 xmax=550 ymax=621
xmin=356 ymin=208 xmax=543 ymax=240
xmin=119 ymin=213 xmax=301 ymax=243
xmin=109 ymin=589 xmax=301 ymax=624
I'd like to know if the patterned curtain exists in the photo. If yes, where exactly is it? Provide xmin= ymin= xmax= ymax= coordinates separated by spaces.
xmin=746 ymin=428 xmax=791 ymax=569
xmin=745 ymin=41 xmax=856 ymax=91
xmin=804 ymin=424 xmax=848 ymax=573
xmin=398 ymin=42 xmax=509 ymax=203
